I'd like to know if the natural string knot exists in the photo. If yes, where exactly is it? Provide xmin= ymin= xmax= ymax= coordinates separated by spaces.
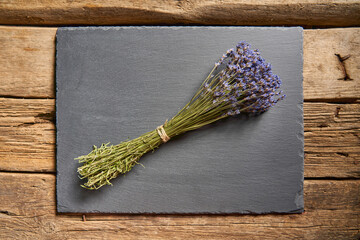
xmin=156 ymin=125 xmax=170 ymax=143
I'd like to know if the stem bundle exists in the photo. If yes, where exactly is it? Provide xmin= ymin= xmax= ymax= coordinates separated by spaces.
xmin=76 ymin=41 xmax=285 ymax=189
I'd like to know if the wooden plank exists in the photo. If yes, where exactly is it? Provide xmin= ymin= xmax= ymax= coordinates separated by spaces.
xmin=304 ymin=103 xmax=360 ymax=178
xmin=0 ymin=0 xmax=359 ymax=27
xmin=0 ymin=172 xmax=359 ymax=239
xmin=0 ymin=26 xmax=359 ymax=100
xmin=0 ymin=26 xmax=56 ymax=99
xmin=0 ymin=98 xmax=55 ymax=172
xmin=1 ymin=98 xmax=359 ymax=178
xmin=303 ymin=28 xmax=360 ymax=101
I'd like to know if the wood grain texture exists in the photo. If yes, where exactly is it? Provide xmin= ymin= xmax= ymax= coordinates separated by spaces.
xmin=1 ymin=98 xmax=359 ymax=178
xmin=303 ymin=28 xmax=360 ymax=102
xmin=0 ymin=172 xmax=358 ymax=239
xmin=0 ymin=0 xmax=359 ymax=27
xmin=0 ymin=26 xmax=56 ymax=99
xmin=0 ymin=98 xmax=55 ymax=172
xmin=0 ymin=26 xmax=359 ymax=101
xmin=0 ymin=2 xmax=358 ymax=238
xmin=304 ymin=103 xmax=360 ymax=178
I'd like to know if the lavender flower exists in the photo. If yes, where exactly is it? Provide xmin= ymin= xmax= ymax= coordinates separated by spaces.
xmin=206 ymin=41 xmax=285 ymax=116
xmin=77 ymin=41 xmax=285 ymax=190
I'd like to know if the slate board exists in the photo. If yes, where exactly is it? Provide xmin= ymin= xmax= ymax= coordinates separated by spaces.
xmin=56 ymin=26 xmax=304 ymax=214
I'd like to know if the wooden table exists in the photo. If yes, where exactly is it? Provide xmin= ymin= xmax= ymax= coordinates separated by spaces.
xmin=0 ymin=1 xmax=359 ymax=239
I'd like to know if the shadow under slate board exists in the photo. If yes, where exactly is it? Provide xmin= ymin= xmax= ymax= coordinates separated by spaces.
xmin=56 ymin=26 xmax=304 ymax=214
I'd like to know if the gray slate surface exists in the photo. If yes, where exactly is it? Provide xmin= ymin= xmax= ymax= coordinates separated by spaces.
xmin=56 ymin=26 xmax=304 ymax=214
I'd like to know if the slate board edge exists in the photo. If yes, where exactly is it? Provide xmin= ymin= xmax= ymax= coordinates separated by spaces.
xmin=55 ymin=26 xmax=304 ymax=214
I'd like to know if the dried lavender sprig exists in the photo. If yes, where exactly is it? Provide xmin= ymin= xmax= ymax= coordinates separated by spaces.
xmin=76 ymin=41 xmax=285 ymax=190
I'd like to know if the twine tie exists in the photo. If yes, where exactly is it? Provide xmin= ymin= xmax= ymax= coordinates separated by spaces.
xmin=156 ymin=125 xmax=170 ymax=143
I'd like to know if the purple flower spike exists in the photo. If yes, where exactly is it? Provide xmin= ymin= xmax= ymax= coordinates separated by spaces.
xmin=203 ymin=41 xmax=285 ymax=116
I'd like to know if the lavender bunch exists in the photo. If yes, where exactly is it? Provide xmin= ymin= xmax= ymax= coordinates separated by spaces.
xmin=76 ymin=41 xmax=285 ymax=190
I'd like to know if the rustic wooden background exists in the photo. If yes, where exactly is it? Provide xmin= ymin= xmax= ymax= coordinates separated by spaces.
xmin=0 ymin=1 xmax=359 ymax=239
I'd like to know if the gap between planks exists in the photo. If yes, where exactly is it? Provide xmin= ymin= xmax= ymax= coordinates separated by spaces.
xmin=2 ymin=96 xmax=359 ymax=102
xmin=1 ymin=169 xmax=359 ymax=181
